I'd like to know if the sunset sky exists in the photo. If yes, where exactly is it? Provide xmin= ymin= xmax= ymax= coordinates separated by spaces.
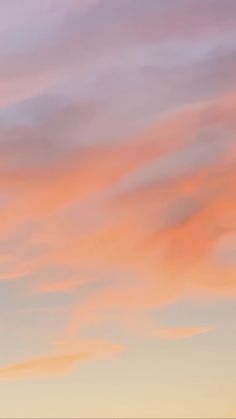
xmin=0 ymin=1 xmax=236 ymax=417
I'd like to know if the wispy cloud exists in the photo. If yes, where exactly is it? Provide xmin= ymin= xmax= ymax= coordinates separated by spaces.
xmin=0 ymin=353 xmax=86 ymax=379
xmin=154 ymin=326 xmax=212 ymax=340
xmin=0 ymin=339 xmax=124 ymax=380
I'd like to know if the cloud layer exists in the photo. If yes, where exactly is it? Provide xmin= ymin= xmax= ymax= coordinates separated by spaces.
xmin=0 ymin=0 xmax=236 ymax=380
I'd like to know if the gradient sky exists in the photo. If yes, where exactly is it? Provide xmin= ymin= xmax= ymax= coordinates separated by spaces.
xmin=1 ymin=1 xmax=236 ymax=417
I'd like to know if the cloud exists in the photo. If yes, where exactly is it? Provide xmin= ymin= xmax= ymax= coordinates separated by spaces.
xmin=0 ymin=90 xmax=235 ymax=292
xmin=0 ymin=339 xmax=124 ymax=380
xmin=53 ymin=90 xmax=236 ymax=338
xmin=154 ymin=326 xmax=212 ymax=340
xmin=1 ymin=0 xmax=236 ymax=375
xmin=0 ymin=353 xmax=86 ymax=379
xmin=1 ymin=0 xmax=236 ymax=111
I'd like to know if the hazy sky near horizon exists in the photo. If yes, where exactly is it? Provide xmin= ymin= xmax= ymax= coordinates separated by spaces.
xmin=0 ymin=1 xmax=236 ymax=417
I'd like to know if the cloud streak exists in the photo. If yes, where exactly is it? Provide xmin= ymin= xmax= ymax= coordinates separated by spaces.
xmin=0 ymin=339 xmax=124 ymax=380
xmin=154 ymin=326 xmax=212 ymax=341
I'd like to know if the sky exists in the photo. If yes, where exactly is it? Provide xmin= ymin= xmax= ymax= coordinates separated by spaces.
xmin=0 ymin=0 xmax=236 ymax=417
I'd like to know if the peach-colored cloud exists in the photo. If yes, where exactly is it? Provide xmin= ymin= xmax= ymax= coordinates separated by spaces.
xmin=0 ymin=353 xmax=86 ymax=379
xmin=0 ymin=339 xmax=124 ymax=380
xmin=154 ymin=326 xmax=212 ymax=340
